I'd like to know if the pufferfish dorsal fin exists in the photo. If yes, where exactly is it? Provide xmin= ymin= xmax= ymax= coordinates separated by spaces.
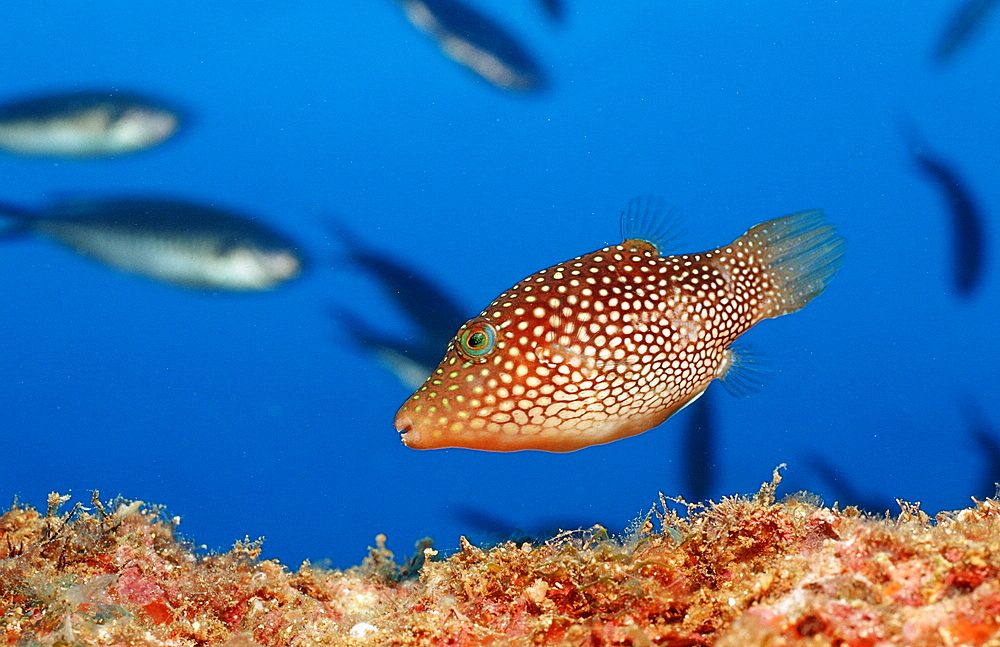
xmin=619 ymin=195 xmax=686 ymax=254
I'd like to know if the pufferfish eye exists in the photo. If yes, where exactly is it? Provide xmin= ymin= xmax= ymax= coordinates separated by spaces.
xmin=457 ymin=320 xmax=497 ymax=359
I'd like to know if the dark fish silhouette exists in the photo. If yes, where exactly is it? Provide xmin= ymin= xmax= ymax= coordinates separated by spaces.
xmin=902 ymin=125 xmax=987 ymax=297
xmin=330 ymin=306 xmax=455 ymax=390
xmin=538 ymin=0 xmax=565 ymax=23
xmin=963 ymin=400 xmax=1000 ymax=500
xmin=0 ymin=90 xmax=183 ymax=158
xmin=681 ymin=388 xmax=715 ymax=502
xmin=934 ymin=0 xmax=1000 ymax=63
xmin=330 ymin=222 xmax=468 ymax=342
xmin=806 ymin=455 xmax=895 ymax=515
xmin=394 ymin=0 xmax=547 ymax=92
xmin=329 ymin=223 xmax=470 ymax=388
xmin=0 ymin=197 xmax=306 ymax=290
xmin=452 ymin=506 xmax=593 ymax=547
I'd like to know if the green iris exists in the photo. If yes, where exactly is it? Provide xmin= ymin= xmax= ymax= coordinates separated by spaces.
xmin=458 ymin=321 xmax=496 ymax=358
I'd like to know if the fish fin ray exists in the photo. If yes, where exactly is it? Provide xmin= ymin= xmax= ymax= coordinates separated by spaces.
xmin=717 ymin=344 xmax=770 ymax=398
xmin=620 ymin=195 xmax=685 ymax=254
xmin=738 ymin=209 xmax=846 ymax=319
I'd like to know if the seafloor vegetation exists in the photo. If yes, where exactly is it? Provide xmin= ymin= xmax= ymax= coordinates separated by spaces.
xmin=2 ymin=470 xmax=999 ymax=646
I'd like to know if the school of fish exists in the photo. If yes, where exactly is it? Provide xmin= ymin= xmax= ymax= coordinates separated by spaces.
xmin=0 ymin=0 xmax=991 ymax=473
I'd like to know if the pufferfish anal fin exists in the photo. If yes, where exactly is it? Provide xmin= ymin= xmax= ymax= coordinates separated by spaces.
xmin=717 ymin=344 xmax=771 ymax=398
xmin=619 ymin=195 xmax=686 ymax=254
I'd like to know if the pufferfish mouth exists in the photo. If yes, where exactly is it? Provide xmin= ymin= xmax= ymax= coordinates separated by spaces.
xmin=395 ymin=416 xmax=414 ymax=437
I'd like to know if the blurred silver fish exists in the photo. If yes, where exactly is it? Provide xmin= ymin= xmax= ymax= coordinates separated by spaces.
xmin=330 ymin=307 xmax=452 ymax=390
xmin=934 ymin=0 xmax=1000 ymax=63
xmin=0 ymin=90 xmax=183 ymax=158
xmin=0 ymin=197 xmax=306 ymax=290
xmin=395 ymin=0 xmax=547 ymax=92
xmin=328 ymin=222 xmax=470 ymax=388
xmin=329 ymin=221 xmax=468 ymax=342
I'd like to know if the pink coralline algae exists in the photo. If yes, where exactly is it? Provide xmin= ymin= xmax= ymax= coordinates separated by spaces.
xmin=2 ymin=474 xmax=1000 ymax=646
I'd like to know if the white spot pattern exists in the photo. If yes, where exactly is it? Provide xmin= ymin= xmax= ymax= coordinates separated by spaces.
xmin=396 ymin=210 xmax=843 ymax=451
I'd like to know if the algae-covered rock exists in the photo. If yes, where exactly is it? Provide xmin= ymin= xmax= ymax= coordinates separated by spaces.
xmin=2 ymin=477 xmax=999 ymax=646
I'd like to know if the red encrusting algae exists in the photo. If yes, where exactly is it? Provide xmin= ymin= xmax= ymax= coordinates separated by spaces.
xmin=2 ymin=473 xmax=1000 ymax=646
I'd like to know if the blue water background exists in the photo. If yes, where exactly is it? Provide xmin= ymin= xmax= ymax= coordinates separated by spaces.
xmin=1 ymin=2 xmax=997 ymax=568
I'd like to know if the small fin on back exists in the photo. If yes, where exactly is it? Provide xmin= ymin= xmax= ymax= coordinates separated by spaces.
xmin=619 ymin=195 xmax=685 ymax=254
xmin=738 ymin=210 xmax=846 ymax=319
xmin=717 ymin=344 xmax=770 ymax=397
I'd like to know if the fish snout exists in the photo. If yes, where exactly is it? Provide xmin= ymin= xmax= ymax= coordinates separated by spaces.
xmin=395 ymin=414 xmax=414 ymax=437
xmin=263 ymin=250 xmax=304 ymax=281
xmin=394 ymin=411 xmax=423 ymax=448
xmin=115 ymin=108 xmax=180 ymax=147
xmin=395 ymin=403 xmax=451 ymax=449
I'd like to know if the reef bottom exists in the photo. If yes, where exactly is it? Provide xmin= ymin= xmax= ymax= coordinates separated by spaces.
xmin=2 ymin=472 xmax=1000 ymax=646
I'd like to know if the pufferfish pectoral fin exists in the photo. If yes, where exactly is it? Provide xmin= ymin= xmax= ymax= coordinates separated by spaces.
xmin=619 ymin=195 xmax=686 ymax=254
xmin=717 ymin=344 xmax=771 ymax=398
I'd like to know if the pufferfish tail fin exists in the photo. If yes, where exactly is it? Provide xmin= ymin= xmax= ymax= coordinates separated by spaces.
xmin=737 ymin=210 xmax=846 ymax=320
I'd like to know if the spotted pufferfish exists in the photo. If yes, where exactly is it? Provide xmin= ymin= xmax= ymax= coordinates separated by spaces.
xmin=394 ymin=198 xmax=845 ymax=451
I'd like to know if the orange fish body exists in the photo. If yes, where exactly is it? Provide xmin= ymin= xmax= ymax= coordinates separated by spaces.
xmin=394 ymin=200 xmax=845 ymax=451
